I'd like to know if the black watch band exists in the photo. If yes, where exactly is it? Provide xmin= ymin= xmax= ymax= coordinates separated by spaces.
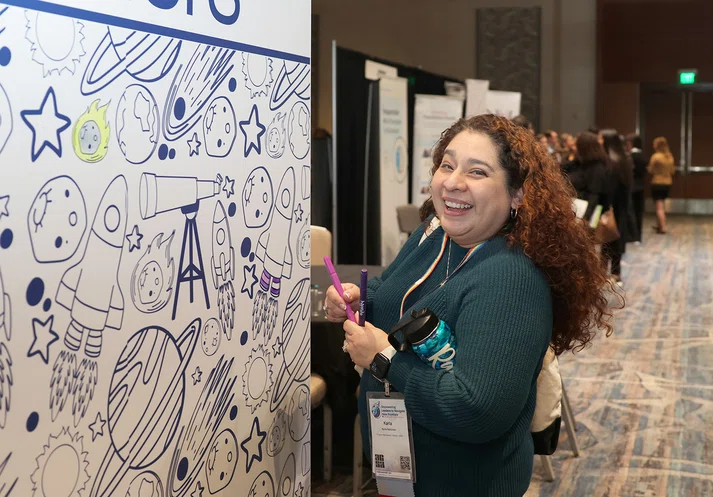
xmin=369 ymin=352 xmax=391 ymax=381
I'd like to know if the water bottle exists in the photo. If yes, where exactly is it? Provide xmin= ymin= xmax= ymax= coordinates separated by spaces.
xmin=390 ymin=309 xmax=457 ymax=371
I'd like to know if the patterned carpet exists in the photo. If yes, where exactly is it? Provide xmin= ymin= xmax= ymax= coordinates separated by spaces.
xmin=315 ymin=216 xmax=713 ymax=496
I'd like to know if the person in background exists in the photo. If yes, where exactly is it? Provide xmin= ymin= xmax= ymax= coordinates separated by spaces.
xmin=648 ymin=136 xmax=675 ymax=234
xmin=545 ymin=130 xmax=561 ymax=163
xmin=323 ymin=114 xmax=615 ymax=496
xmin=512 ymin=114 xmax=535 ymax=135
xmin=602 ymin=131 xmax=636 ymax=286
xmin=564 ymin=132 xmax=610 ymax=222
xmin=626 ymin=133 xmax=648 ymax=242
xmin=561 ymin=133 xmax=577 ymax=162
xmin=536 ymin=133 xmax=549 ymax=151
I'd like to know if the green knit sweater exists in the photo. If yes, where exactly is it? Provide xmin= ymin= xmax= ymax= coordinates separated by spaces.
xmin=358 ymin=223 xmax=553 ymax=496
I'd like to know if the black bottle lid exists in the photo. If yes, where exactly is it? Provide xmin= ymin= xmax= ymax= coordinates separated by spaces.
xmin=402 ymin=309 xmax=440 ymax=345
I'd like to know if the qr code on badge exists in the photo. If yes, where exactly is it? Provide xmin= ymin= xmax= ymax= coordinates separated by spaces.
xmin=400 ymin=456 xmax=411 ymax=471
xmin=375 ymin=454 xmax=385 ymax=469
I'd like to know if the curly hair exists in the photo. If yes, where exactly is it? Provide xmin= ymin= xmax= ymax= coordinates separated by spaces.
xmin=420 ymin=114 xmax=621 ymax=355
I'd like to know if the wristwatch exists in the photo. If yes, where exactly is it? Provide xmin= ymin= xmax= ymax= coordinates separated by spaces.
xmin=369 ymin=352 xmax=391 ymax=381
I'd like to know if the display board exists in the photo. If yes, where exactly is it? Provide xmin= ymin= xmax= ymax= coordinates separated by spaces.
xmin=485 ymin=90 xmax=522 ymax=118
xmin=464 ymin=79 xmax=489 ymax=118
xmin=0 ymin=1 xmax=311 ymax=496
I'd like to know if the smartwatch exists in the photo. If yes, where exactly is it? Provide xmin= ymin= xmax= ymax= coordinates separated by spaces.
xmin=369 ymin=352 xmax=391 ymax=381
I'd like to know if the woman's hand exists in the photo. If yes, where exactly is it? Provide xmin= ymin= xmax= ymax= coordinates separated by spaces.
xmin=323 ymin=283 xmax=359 ymax=323
xmin=343 ymin=317 xmax=391 ymax=369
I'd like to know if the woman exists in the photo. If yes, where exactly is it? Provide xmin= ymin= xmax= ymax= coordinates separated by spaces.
xmin=324 ymin=115 xmax=615 ymax=496
xmin=601 ymin=131 xmax=636 ymax=286
xmin=564 ymin=131 xmax=610 ymax=222
xmin=648 ymin=136 xmax=675 ymax=234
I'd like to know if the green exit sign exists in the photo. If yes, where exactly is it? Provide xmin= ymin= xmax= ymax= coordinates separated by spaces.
xmin=679 ymin=70 xmax=697 ymax=85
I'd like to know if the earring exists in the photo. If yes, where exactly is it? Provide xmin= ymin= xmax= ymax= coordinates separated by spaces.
xmin=510 ymin=208 xmax=518 ymax=220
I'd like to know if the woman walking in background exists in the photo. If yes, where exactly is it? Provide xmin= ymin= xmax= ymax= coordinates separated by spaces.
xmin=649 ymin=137 xmax=675 ymax=234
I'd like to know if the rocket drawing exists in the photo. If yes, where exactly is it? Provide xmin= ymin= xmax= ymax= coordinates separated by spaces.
xmin=211 ymin=201 xmax=235 ymax=290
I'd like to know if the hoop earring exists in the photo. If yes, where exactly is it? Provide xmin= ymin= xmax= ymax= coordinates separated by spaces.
xmin=510 ymin=208 xmax=518 ymax=220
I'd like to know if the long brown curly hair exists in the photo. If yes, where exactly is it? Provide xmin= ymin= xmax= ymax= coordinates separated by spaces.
xmin=420 ymin=114 xmax=621 ymax=355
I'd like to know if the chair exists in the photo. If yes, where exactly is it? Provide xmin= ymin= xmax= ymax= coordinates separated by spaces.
xmin=310 ymin=373 xmax=332 ymax=482
xmin=539 ymin=379 xmax=580 ymax=482
xmin=396 ymin=205 xmax=421 ymax=237
xmin=311 ymin=226 xmax=332 ymax=266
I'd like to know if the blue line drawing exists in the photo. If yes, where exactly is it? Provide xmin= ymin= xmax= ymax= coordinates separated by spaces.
xmin=277 ymin=453 xmax=296 ymax=497
xmin=212 ymin=201 xmax=235 ymax=341
xmin=203 ymin=97 xmax=236 ymax=158
xmin=287 ymin=102 xmax=310 ymax=160
xmin=242 ymin=167 xmax=274 ymax=229
xmin=139 ymin=173 xmax=221 ymax=320
xmin=28 ymin=176 xmax=87 ymax=264
xmin=271 ymin=336 xmax=282 ymax=358
xmin=269 ymin=61 xmax=310 ymax=111
xmin=187 ymin=132 xmax=201 ymax=157
xmin=242 ymin=53 xmax=273 ymax=98
xmin=288 ymin=384 xmax=310 ymax=442
xmin=125 ymin=471 xmax=164 ymax=497
xmin=293 ymin=204 xmax=304 ymax=224
xmin=52 ymin=175 xmax=128 ymax=427
xmin=201 ymin=318 xmax=220 ymax=357
xmin=300 ymin=441 xmax=311 ymax=476
xmin=241 ymin=264 xmax=257 ymax=300
xmin=88 ymin=412 xmax=105 ymax=442
xmin=116 ymin=84 xmax=160 ymax=165
xmin=221 ymin=176 xmax=235 ymax=199
xmin=167 ymin=355 xmax=237 ymax=497
xmin=253 ymin=168 xmax=296 ymax=343
xmin=0 ymin=197 xmax=7 ymax=221
xmin=266 ymin=409 xmax=287 ymax=457
xmin=301 ymin=165 xmax=310 ymax=200
xmin=27 ymin=315 xmax=59 ymax=365
xmin=295 ymin=482 xmax=305 ymax=497
xmin=242 ymin=344 xmax=273 ymax=414
xmin=129 ymin=231 xmax=176 ymax=314
xmin=0 ymin=83 xmax=12 ymax=156
xmin=73 ymin=100 xmax=110 ymax=163
xmin=248 ymin=471 xmax=274 ymax=497
xmin=125 ymin=225 xmax=144 ymax=253
xmin=0 ymin=6 xmax=7 ymax=37
xmin=192 ymin=366 xmax=202 ymax=386
xmin=30 ymin=427 xmax=91 ymax=497
xmin=163 ymin=45 xmax=234 ymax=142
xmin=190 ymin=481 xmax=204 ymax=497
xmin=239 ymin=104 xmax=265 ymax=158
xmin=90 ymin=318 xmax=200 ymax=497
xmin=21 ymin=87 xmax=71 ymax=162
xmin=205 ymin=429 xmax=238 ymax=494
xmin=0 ymin=452 xmax=18 ymax=497
xmin=265 ymin=112 xmax=286 ymax=159
xmin=0 ymin=268 xmax=11 ymax=342
xmin=25 ymin=10 xmax=85 ymax=77
xmin=81 ymin=27 xmax=181 ymax=96
xmin=0 ymin=269 xmax=10 ymax=428
xmin=296 ymin=220 xmax=310 ymax=270
xmin=239 ymin=416 xmax=265 ymax=475
xmin=269 ymin=278 xmax=310 ymax=413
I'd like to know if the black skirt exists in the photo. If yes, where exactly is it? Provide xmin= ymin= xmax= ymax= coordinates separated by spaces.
xmin=651 ymin=184 xmax=670 ymax=201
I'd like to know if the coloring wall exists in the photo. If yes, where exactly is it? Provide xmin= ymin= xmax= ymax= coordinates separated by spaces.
xmin=0 ymin=1 xmax=312 ymax=496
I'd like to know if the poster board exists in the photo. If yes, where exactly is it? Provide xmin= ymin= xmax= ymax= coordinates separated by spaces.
xmin=485 ymin=90 xmax=522 ymax=118
xmin=0 ymin=1 xmax=311 ymax=496
xmin=464 ymin=79 xmax=489 ymax=117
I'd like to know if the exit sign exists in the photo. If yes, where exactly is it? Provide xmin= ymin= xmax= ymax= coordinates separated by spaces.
xmin=679 ymin=69 xmax=697 ymax=85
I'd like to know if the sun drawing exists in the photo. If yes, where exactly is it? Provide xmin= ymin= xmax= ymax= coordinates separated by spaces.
xmin=31 ymin=427 xmax=90 ymax=497
xmin=25 ymin=10 xmax=86 ymax=77
xmin=242 ymin=53 xmax=274 ymax=98
xmin=242 ymin=344 xmax=274 ymax=413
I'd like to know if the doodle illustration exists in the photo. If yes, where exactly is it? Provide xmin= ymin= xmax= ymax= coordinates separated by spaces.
xmin=192 ymin=367 xmax=202 ymax=385
xmin=243 ymin=166 xmax=274 ymax=229
xmin=21 ymin=86 xmax=72 ymax=162
xmin=205 ymin=429 xmax=238 ymax=494
xmin=253 ymin=168 xmax=296 ymax=342
xmin=0 ymin=196 xmax=7 ymax=221
xmin=130 ymin=231 xmax=176 ymax=314
xmin=242 ymin=53 xmax=274 ymax=98
xmin=139 ymin=173 xmax=221 ymax=320
xmin=287 ymin=102 xmax=310 ymax=160
xmin=212 ymin=201 xmax=235 ymax=340
xmin=201 ymin=318 xmax=221 ymax=356
xmin=266 ymin=409 xmax=287 ymax=457
xmin=30 ymin=427 xmax=90 ymax=497
xmin=0 ymin=334 xmax=10 ymax=431
xmin=190 ymin=482 xmax=203 ymax=497
xmin=0 ymin=267 xmax=10 ymax=342
xmin=0 ymin=83 xmax=12 ymax=155
xmin=296 ymin=221 xmax=310 ymax=270
xmin=248 ymin=471 xmax=274 ymax=497
xmin=25 ymin=11 xmax=85 ymax=76
xmin=240 ymin=416 xmax=265 ymax=474
xmin=88 ymin=412 xmax=105 ymax=441
xmin=241 ymin=264 xmax=258 ymax=300
xmin=116 ymin=84 xmax=159 ymax=164
xmin=125 ymin=471 xmax=163 ymax=497
xmin=28 ymin=176 xmax=88 ymax=264
xmin=288 ymin=384 xmax=310 ymax=442
xmin=187 ymin=132 xmax=201 ymax=157
xmin=51 ymin=175 xmax=128 ymax=426
xmin=90 ymin=318 xmax=200 ymax=497
xmin=269 ymin=61 xmax=310 ymax=111
xmin=239 ymin=104 xmax=265 ymax=158
xmin=81 ymin=27 xmax=181 ymax=95
xmin=265 ymin=112 xmax=286 ymax=159
xmin=277 ymin=453 xmax=296 ymax=497
xmin=293 ymin=204 xmax=303 ymax=223
xmin=301 ymin=165 xmax=310 ymax=200
xmin=203 ymin=97 xmax=236 ymax=158
xmin=72 ymin=100 xmax=110 ymax=163
xmin=269 ymin=278 xmax=310 ymax=412
xmin=221 ymin=176 xmax=235 ymax=199
xmin=28 ymin=315 xmax=59 ymax=364
xmin=126 ymin=225 xmax=144 ymax=253
xmin=242 ymin=344 xmax=273 ymax=414
xmin=300 ymin=442 xmax=311 ymax=477
xmin=163 ymin=45 xmax=234 ymax=142
xmin=167 ymin=355 xmax=237 ymax=497
xmin=0 ymin=452 xmax=17 ymax=496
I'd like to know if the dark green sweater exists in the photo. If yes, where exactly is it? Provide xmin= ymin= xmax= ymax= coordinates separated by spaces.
xmin=359 ymin=223 xmax=553 ymax=496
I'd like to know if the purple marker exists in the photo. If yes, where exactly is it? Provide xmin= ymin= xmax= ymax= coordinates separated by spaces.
xmin=323 ymin=256 xmax=357 ymax=322
xmin=359 ymin=269 xmax=367 ymax=326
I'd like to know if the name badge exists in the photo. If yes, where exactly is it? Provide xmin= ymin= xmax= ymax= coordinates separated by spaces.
xmin=366 ymin=391 xmax=416 ymax=481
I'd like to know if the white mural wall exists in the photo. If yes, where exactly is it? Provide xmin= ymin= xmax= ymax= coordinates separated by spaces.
xmin=0 ymin=1 xmax=312 ymax=496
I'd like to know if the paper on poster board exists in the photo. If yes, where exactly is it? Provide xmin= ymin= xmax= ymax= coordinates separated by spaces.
xmin=366 ymin=60 xmax=399 ymax=81
xmin=486 ymin=90 xmax=522 ymax=118
xmin=465 ymin=79 xmax=489 ymax=117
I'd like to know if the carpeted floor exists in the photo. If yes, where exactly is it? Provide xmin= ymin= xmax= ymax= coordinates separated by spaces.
xmin=315 ymin=216 xmax=713 ymax=497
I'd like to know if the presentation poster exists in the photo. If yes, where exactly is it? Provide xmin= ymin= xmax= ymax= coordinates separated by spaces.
xmin=412 ymin=95 xmax=463 ymax=207
xmin=464 ymin=79 xmax=489 ymax=118
xmin=378 ymin=77 xmax=408 ymax=266
xmin=0 ymin=1 xmax=312 ymax=496
xmin=486 ymin=90 xmax=522 ymax=118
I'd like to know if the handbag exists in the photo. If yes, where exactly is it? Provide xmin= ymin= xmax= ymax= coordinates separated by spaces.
xmin=531 ymin=346 xmax=562 ymax=455
xmin=595 ymin=207 xmax=620 ymax=244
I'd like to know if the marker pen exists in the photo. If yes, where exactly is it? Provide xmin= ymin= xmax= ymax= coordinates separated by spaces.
xmin=323 ymin=256 xmax=357 ymax=322
xmin=359 ymin=269 xmax=367 ymax=326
